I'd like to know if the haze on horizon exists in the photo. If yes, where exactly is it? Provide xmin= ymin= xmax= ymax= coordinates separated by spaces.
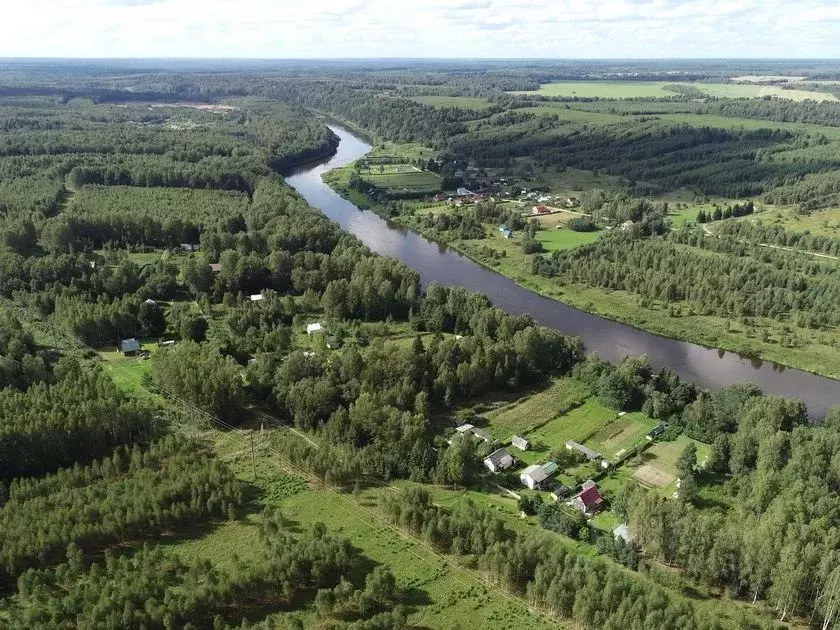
xmin=3 ymin=0 xmax=840 ymax=60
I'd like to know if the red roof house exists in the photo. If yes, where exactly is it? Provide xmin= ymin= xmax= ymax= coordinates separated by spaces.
xmin=572 ymin=484 xmax=605 ymax=515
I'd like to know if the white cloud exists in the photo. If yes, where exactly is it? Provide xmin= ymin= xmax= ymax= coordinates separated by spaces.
xmin=0 ymin=0 xmax=838 ymax=58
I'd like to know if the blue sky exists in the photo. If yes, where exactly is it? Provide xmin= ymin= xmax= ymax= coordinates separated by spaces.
xmin=2 ymin=0 xmax=839 ymax=58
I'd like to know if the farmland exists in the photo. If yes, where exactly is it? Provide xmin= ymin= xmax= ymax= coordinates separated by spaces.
xmin=522 ymin=80 xmax=837 ymax=101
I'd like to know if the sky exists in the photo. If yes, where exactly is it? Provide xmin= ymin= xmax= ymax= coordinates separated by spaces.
xmin=2 ymin=0 xmax=840 ymax=59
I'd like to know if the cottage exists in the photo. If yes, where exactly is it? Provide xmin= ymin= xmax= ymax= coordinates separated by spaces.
xmin=520 ymin=464 xmax=548 ymax=490
xmin=620 ymin=220 xmax=635 ymax=232
xmin=532 ymin=205 xmax=551 ymax=215
xmin=456 ymin=187 xmax=473 ymax=197
xmin=511 ymin=435 xmax=530 ymax=451
xmin=306 ymin=322 xmax=323 ymax=335
xmin=565 ymin=197 xmax=580 ymax=208
xmin=646 ymin=422 xmax=667 ymax=441
xmin=209 ymin=263 xmax=222 ymax=273
xmin=572 ymin=481 xmax=605 ymax=515
xmin=180 ymin=243 xmax=199 ymax=252
xmin=484 ymin=448 xmax=515 ymax=473
xmin=249 ymin=294 xmax=264 ymax=302
xmin=565 ymin=440 xmax=603 ymax=461
xmin=120 ymin=338 xmax=141 ymax=355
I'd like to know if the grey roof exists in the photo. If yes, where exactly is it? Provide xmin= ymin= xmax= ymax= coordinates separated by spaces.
xmin=511 ymin=435 xmax=530 ymax=449
xmin=566 ymin=440 xmax=602 ymax=460
xmin=520 ymin=464 xmax=548 ymax=484
xmin=484 ymin=448 xmax=513 ymax=468
xmin=120 ymin=338 xmax=141 ymax=353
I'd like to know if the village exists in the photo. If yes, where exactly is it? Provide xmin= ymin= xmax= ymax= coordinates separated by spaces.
xmin=446 ymin=378 xmax=709 ymax=543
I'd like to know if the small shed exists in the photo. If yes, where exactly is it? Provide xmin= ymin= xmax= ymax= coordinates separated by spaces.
xmin=144 ymin=298 xmax=157 ymax=306
xmin=209 ymin=263 xmax=222 ymax=273
xmin=511 ymin=435 xmax=530 ymax=451
xmin=620 ymin=220 xmax=635 ymax=232
xmin=180 ymin=243 xmax=199 ymax=252
xmin=520 ymin=464 xmax=548 ymax=490
xmin=120 ymin=338 xmax=141 ymax=355
xmin=565 ymin=440 xmax=602 ymax=461
xmin=484 ymin=448 xmax=514 ymax=473
xmin=306 ymin=322 xmax=323 ymax=335
xmin=646 ymin=422 xmax=667 ymax=441
xmin=249 ymin=294 xmax=264 ymax=302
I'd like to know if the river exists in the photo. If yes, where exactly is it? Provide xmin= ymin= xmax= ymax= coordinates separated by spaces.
xmin=285 ymin=125 xmax=840 ymax=419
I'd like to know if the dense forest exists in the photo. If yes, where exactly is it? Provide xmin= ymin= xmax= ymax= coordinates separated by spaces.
xmin=1 ymin=60 xmax=840 ymax=628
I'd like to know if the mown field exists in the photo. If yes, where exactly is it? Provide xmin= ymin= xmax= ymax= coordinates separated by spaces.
xmin=522 ymin=80 xmax=837 ymax=101
xmin=739 ymin=205 xmax=840 ymax=238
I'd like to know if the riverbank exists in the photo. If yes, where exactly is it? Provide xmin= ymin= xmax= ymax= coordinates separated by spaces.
xmin=322 ymin=143 xmax=840 ymax=382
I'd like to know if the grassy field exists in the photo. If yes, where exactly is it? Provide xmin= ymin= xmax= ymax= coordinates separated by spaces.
xmin=520 ymin=80 xmax=837 ymax=102
xmin=99 ymin=343 xmax=156 ymax=393
xmin=526 ymin=81 xmax=676 ymax=98
xmin=631 ymin=435 xmax=712 ymax=497
xmin=586 ymin=413 xmax=658 ymax=461
xmin=481 ymin=377 xmax=589 ymax=438
xmin=739 ymin=205 xmax=840 ymax=238
xmin=362 ymin=168 xmax=442 ymax=192
xmin=527 ymin=399 xmax=616 ymax=455
xmin=411 ymin=95 xmax=492 ymax=109
xmin=536 ymin=227 xmax=602 ymax=251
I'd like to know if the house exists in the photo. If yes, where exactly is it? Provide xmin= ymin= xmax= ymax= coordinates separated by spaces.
xmin=249 ymin=293 xmax=264 ymax=302
xmin=565 ymin=197 xmax=580 ymax=208
xmin=520 ymin=464 xmax=548 ymax=490
xmin=571 ymin=481 xmax=605 ymax=515
xmin=501 ymin=228 xmax=512 ymax=239
xmin=511 ymin=435 xmax=530 ymax=451
xmin=209 ymin=263 xmax=222 ymax=273
xmin=541 ymin=461 xmax=559 ymax=478
xmin=620 ymin=220 xmax=635 ymax=232
xmin=646 ymin=422 xmax=667 ymax=441
xmin=565 ymin=440 xmax=603 ymax=461
xmin=434 ymin=192 xmax=448 ymax=202
xmin=613 ymin=523 xmax=632 ymax=544
xmin=532 ymin=205 xmax=551 ymax=215
xmin=144 ymin=298 xmax=157 ymax=306
xmin=120 ymin=338 xmax=141 ymax=355
xmin=484 ymin=448 xmax=514 ymax=473
xmin=180 ymin=243 xmax=199 ymax=252
xmin=306 ymin=322 xmax=323 ymax=335
xmin=456 ymin=187 xmax=473 ymax=197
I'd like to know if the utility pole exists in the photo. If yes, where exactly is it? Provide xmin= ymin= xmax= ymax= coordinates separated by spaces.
xmin=250 ymin=432 xmax=257 ymax=482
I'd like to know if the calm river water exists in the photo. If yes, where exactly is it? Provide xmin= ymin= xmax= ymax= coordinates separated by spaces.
xmin=285 ymin=126 xmax=840 ymax=419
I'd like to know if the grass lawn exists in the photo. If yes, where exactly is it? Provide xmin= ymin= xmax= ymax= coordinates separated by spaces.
xmin=528 ymin=399 xmax=616 ymax=456
xmin=630 ymin=435 xmax=712 ymax=497
xmin=99 ymin=343 xmax=157 ymax=393
xmin=586 ymin=413 xmax=658 ymax=461
xmin=362 ymin=169 xmax=442 ymax=192
xmin=411 ymin=95 xmax=492 ymax=109
xmin=695 ymin=83 xmax=837 ymax=102
xmin=536 ymin=227 xmax=602 ymax=252
xmin=482 ymin=377 xmax=590 ymax=438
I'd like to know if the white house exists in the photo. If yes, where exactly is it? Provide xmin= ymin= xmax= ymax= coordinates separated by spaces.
xmin=306 ymin=322 xmax=323 ymax=334
xmin=249 ymin=294 xmax=264 ymax=302
xmin=520 ymin=464 xmax=548 ymax=490
xmin=484 ymin=448 xmax=514 ymax=473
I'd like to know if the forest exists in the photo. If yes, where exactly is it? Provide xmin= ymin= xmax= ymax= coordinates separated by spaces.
xmin=0 ymin=60 xmax=840 ymax=628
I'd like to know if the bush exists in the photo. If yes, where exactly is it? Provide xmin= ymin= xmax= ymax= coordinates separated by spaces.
xmin=567 ymin=217 xmax=599 ymax=232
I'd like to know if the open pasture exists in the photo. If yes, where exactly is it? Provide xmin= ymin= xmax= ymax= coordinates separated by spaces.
xmin=363 ymin=169 xmax=441 ymax=192
xmin=587 ymin=413 xmax=657 ymax=461
xmin=536 ymin=226 xmax=602 ymax=252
